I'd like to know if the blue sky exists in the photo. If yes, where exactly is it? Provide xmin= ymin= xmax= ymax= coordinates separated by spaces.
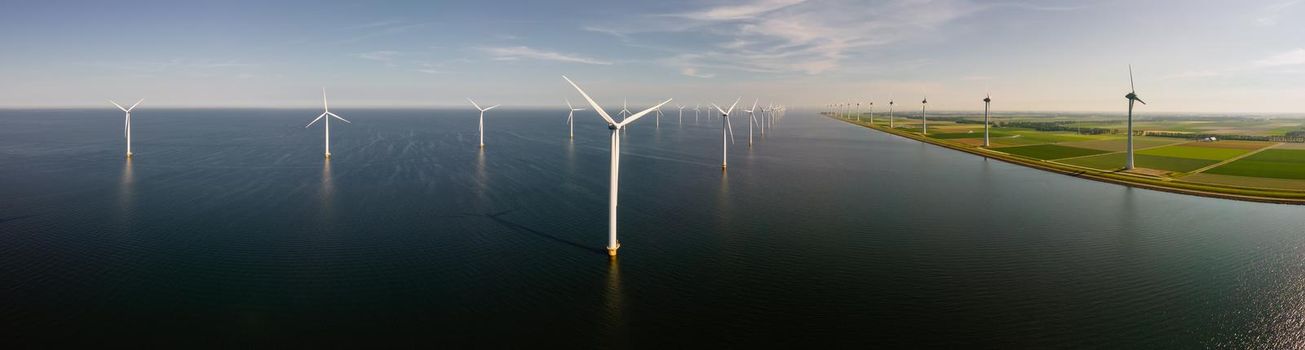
xmin=2 ymin=0 xmax=1303 ymax=112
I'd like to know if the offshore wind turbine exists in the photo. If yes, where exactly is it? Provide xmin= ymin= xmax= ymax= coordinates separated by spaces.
xmin=467 ymin=98 xmax=500 ymax=148
xmin=305 ymin=88 xmax=351 ymax=159
xmin=108 ymin=98 xmax=144 ymax=159
xmin=695 ymin=104 xmax=701 ymax=123
xmin=566 ymin=98 xmax=585 ymax=139
xmin=563 ymin=76 xmax=671 ymax=258
xmin=677 ymin=104 xmax=686 ymax=125
xmin=618 ymin=98 xmax=632 ymax=120
xmin=654 ymin=103 xmax=664 ymax=128
xmin=745 ymin=99 xmax=759 ymax=146
xmin=982 ymin=93 xmax=992 ymax=147
xmin=1124 ymin=65 xmax=1147 ymax=170
xmin=712 ymin=98 xmax=741 ymax=170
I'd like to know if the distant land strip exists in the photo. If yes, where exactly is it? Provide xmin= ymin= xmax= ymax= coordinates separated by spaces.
xmin=825 ymin=114 xmax=1305 ymax=205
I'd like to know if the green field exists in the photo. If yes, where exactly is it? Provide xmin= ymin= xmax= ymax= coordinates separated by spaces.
xmin=1058 ymin=153 xmax=1219 ymax=172
xmin=834 ymin=113 xmax=1305 ymax=199
xmin=995 ymin=144 xmax=1110 ymax=160
xmin=1136 ymin=145 xmax=1253 ymax=161
xmin=1205 ymin=149 xmax=1305 ymax=179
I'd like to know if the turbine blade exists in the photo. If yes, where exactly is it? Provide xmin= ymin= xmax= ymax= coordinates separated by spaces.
xmin=726 ymin=115 xmax=735 ymax=144
xmin=305 ymin=113 xmax=327 ymax=128
xmin=562 ymin=76 xmax=617 ymax=126
xmin=329 ymin=112 xmax=352 ymax=123
xmin=108 ymin=100 xmax=127 ymax=112
xmin=618 ymin=98 xmax=672 ymax=127
xmin=322 ymin=88 xmax=329 ymax=112
xmin=483 ymin=104 xmax=500 ymax=111
xmin=1136 ymin=98 xmax=1146 ymax=105
xmin=1129 ymin=64 xmax=1136 ymax=93
xmin=127 ymin=99 xmax=144 ymax=112
xmin=712 ymin=103 xmax=726 ymax=115
xmin=726 ymin=97 xmax=741 ymax=115
xmin=466 ymin=98 xmax=482 ymax=111
xmin=565 ymin=98 xmax=573 ymax=110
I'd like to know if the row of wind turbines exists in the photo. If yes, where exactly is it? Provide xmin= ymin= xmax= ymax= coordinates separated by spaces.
xmin=824 ymin=66 xmax=1146 ymax=170
xmin=106 ymin=76 xmax=786 ymax=259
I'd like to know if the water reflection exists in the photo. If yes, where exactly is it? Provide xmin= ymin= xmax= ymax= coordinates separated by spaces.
xmin=474 ymin=149 xmax=488 ymax=203
xmin=601 ymin=258 xmax=628 ymax=347
xmin=117 ymin=159 xmax=134 ymax=225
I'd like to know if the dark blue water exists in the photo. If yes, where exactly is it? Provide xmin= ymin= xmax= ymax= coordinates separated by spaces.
xmin=2 ymin=108 xmax=1304 ymax=347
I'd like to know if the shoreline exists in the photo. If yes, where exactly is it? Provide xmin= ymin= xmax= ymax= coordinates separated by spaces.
xmin=826 ymin=115 xmax=1305 ymax=205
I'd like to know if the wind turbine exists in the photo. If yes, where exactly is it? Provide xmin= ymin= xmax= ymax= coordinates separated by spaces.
xmin=108 ymin=98 xmax=144 ymax=159
xmin=677 ymin=104 xmax=686 ymax=125
xmin=566 ymin=98 xmax=585 ymax=139
xmin=695 ymin=104 xmax=701 ymax=123
xmin=745 ymin=99 xmax=759 ymax=146
xmin=868 ymin=101 xmax=875 ymax=125
xmin=654 ymin=103 xmax=664 ymax=128
xmin=563 ymin=76 xmax=671 ymax=258
xmin=712 ymin=98 xmax=741 ymax=170
xmin=888 ymin=98 xmax=895 ymax=128
xmin=982 ymin=93 xmax=992 ymax=147
xmin=305 ymin=88 xmax=351 ymax=159
xmin=618 ymin=98 xmax=632 ymax=120
xmin=467 ymin=98 xmax=500 ymax=148
xmin=1125 ymin=65 xmax=1146 ymax=170
xmin=920 ymin=96 xmax=929 ymax=135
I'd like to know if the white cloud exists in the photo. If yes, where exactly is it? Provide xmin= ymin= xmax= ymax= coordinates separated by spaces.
xmin=681 ymin=68 xmax=716 ymax=78
xmin=674 ymin=0 xmax=806 ymax=21
xmin=1255 ymin=48 xmax=1305 ymax=67
xmin=356 ymin=50 xmax=400 ymax=63
xmin=592 ymin=0 xmax=981 ymax=75
xmin=481 ymin=46 xmax=613 ymax=65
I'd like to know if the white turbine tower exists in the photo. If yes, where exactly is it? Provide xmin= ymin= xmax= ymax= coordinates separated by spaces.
xmin=868 ymin=101 xmax=874 ymax=125
xmin=305 ymin=88 xmax=351 ymax=159
xmin=467 ymin=98 xmax=500 ymax=148
xmin=566 ymin=98 xmax=585 ymax=139
xmin=677 ymin=105 xmax=686 ymax=125
xmin=921 ymin=96 xmax=929 ymax=135
xmin=563 ymin=76 xmax=671 ymax=258
xmin=108 ymin=98 xmax=144 ymax=159
xmin=1125 ymin=65 xmax=1146 ymax=170
xmin=695 ymin=104 xmax=701 ymax=123
xmin=618 ymin=98 xmax=631 ymax=120
xmin=712 ymin=98 xmax=741 ymax=170
xmin=654 ymin=103 xmax=664 ymax=128
xmin=982 ymin=93 xmax=992 ymax=147
xmin=745 ymin=99 xmax=759 ymax=146
xmin=888 ymin=98 xmax=895 ymax=128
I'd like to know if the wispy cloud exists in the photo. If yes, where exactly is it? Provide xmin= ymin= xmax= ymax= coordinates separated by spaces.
xmin=1255 ymin=48 xmax=1305 ymax=67
xmin=681 ymin=68 xmax=716 ymax=78
xmin=480 ymin=46 xmax=613 ymax=65
xmin=589 ymin=0 xmax=985 ymax=75
xmin=1256 ymin=0 xmax=1301 ymax=26
xmin=355 ymin=50 xmax=401 ymax=66
xmin=672 ymin=0 xmax=806 ymax=21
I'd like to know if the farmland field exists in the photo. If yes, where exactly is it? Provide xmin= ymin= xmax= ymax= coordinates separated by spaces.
xmin=1136 ymin=145 xmax=1253 ymax=161
xmin=1059 ymin=137 xmax=1182 ymax=151
xmin=1058 ymin=153 xmax=1219 ymax=172
xmin=994 ymin=144 xmax=1110 ymax=160
xmin=1205 ymin=149 xmax=1305 ymax=179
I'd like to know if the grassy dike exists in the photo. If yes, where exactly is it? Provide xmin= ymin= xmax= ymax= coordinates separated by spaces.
xmin=826 ymin=115 xmax=1305 ymax=205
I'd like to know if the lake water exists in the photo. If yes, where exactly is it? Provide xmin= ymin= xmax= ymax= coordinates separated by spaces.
xmin=2 ymin=108 xmax=1304 ymax=347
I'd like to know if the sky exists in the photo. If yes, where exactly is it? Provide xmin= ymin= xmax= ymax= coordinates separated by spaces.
xmin=1 ymin=0 xmax=1303 ymax=113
